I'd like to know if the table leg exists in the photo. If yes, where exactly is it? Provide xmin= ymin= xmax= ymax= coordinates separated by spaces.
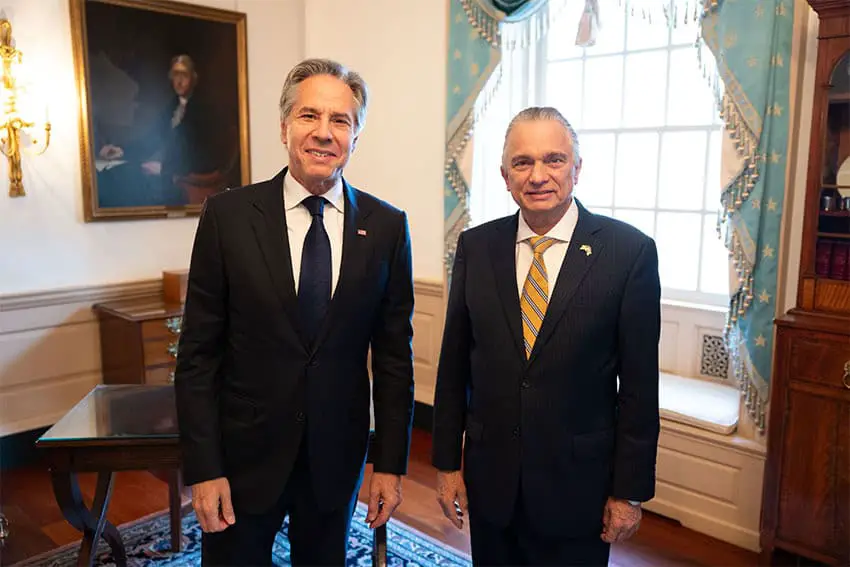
xmin=0 ymin=511 xmax=9 ymax=547
xmin=167 ymin=469 xmax=183 ymax=552
xmin=372 ymin=524 xmax=387 ymax=567
xmin=51 ymin=470 xmax=126 ymax=567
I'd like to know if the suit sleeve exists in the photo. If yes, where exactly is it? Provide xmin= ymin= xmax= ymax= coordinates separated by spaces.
xmin=369 ymin=212 xmax=415 ymax=475
xmin=174 ymin=197 xmax=227 ymax=486
xmin=612 ymin=237 xmax=661 ymax=502
xmin=431 ymin=233 xmax=471 ymax=472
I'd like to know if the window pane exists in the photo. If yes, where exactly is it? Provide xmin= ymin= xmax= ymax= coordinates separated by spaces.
xmin=471 ymin=81 xmax=515 ymax=225
xmin=704 ymin=129 xmax=723 ymax=209
xmin=700 ymin=213 xmax=730 ymax=294
xmin=658 ymin=131 xmax=706 ymax=211
xmin=623 ymin=51 xmax=668 ymax=127
xmin=586 ymin=1 xmax=625 ymax=55
xmin=656 ymin=212 xmax=701 ymax=290
xmin=546 ymin=61 xmax=583 ymax=130
xmin=626 ymin=12 xmax=668 ymax=50
xmin=588 ymin=207 xmax=612 ymax=217
xmin=547 ymin=0 xmax=588 ymax=61
xmin=667 ymin=47 xmax=716 ymax=126
xmin=583 ymin=55 xmax=623 ymax=129
xmin=574 ymin=133 xmax=615 ymax=207
xmin=670 ymin=9 xmax=700 ymax=46
xmin=614 ymin=132 xmax=658 ymax=208
xmin=615 ymin=208 xmax=655 ymax=238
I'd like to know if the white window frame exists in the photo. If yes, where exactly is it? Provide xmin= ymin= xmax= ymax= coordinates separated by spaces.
xmin=469 ymin=1 xmax=730 ymax=309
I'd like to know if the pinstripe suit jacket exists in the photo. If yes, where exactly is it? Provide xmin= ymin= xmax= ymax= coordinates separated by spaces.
xmin=432 ymin=199 xmax=661 ymax=538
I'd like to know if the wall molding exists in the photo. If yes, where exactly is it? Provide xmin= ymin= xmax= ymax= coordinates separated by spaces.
xmin=1 ymin=279 xmax=163 ymax=312
xmin=1 ymin=278 xmax=444 ymax=312
xmin=0 ymin=276 xmax=444 ymax=437
xmin=413 ymin=278 xmax=445 ymax=299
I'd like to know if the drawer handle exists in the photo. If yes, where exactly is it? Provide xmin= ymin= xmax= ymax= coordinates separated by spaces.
xmin=165 ymin=316 xmax=182 ymax=335
xmin=844 ymin=361 xmax=850 ymax=389
xmin=167 ymin=342 xmax=179 ymax=359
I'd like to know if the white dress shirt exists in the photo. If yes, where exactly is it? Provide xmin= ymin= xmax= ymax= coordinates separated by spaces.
xmin=515 ymin=201 xmax=580 ymax=298
xmin=283 ymin=172 xmax=345 ymax=296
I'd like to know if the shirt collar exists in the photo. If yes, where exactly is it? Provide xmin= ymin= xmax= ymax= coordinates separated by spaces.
xmin=516 ymin=199 xmax=579 ymax=244
xmin=283 ymin=171 xmax=345 ymax=213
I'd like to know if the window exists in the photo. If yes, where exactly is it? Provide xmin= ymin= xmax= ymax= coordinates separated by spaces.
xmin=470 ymin=0 xmax=729 ymax=307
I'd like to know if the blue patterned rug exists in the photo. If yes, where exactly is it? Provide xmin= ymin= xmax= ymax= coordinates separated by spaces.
xmin=12 ymin=502 xmax=471 ymax=566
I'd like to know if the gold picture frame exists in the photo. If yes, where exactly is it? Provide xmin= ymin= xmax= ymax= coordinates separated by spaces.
xmin=69 ymin=0 xmax=250 ymax=221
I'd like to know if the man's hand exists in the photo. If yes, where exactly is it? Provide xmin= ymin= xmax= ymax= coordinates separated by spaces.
xmin=191 ymin=477 xmax=235 ymax=533
xmin=365 ymin=472 xmax=402 ymax=529
xmin=436 ymin=470 xmax=467 ymax=529
xmin=601 ymin=497 xmax=641 ymax=543
xmin=98 ymin=144 xmax=124 ymax=160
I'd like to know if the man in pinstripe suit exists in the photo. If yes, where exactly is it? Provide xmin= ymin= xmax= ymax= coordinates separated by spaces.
xmin=432 ymin=107 xmax=661 ymax=565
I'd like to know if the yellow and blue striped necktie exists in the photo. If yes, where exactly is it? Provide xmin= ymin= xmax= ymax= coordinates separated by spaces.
xmin=520 ymin=236 xmax=558 ymax=358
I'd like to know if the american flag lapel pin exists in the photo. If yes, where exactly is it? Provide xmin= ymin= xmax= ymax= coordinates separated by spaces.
xmin=357 ymin=229 xmax=367 ymax=237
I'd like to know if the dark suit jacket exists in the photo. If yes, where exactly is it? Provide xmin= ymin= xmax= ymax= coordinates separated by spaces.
xmin=160 ymin=94 xmax=219 ymax=179
xmin=432 ymin=200 xmax=661 ymax=538
xmin=174 ymin=168 xmax=415 ymax=514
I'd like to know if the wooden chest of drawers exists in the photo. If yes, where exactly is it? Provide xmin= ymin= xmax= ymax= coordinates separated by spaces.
xmin=93 ymin=296 xmax=183 ymax=385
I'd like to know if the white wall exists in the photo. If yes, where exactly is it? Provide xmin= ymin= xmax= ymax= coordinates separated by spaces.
xmin=303 ymin=0 xmax=447 ymax=283
xmin=0 ymin=0 xmax=304 ymax=296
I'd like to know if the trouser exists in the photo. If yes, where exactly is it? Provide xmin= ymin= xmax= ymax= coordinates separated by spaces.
xmin=201 ymin=437 xmax=359 ymax=566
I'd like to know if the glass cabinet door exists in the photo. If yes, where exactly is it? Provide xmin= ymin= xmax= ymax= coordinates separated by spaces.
xmin=816 ymin=50 xmax=850 ymax=281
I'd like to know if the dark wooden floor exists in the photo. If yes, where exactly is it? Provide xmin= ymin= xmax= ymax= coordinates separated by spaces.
xmin=0 ymin=429 xmax=759 ymax=566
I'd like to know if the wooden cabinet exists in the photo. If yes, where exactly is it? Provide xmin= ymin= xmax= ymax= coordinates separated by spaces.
xmin=762 ymin=314 xmax=850 ymax=565
xmin=760 ymin=2 xmax=850 ymax=565
xmin=93 ymin=296 xmax=183 ymax=385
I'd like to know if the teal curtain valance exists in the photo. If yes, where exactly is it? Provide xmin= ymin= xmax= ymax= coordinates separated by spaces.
xmin=492 ymin=0 xmax=531 ymax=15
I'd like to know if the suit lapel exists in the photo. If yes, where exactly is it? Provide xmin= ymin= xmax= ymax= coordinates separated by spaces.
xmin=250 ymin=168 xmax=303 ymax=346
xmin=311 ymin=179 xmax=371 ymax=350
xmin=528 ymin=202 xmax=604 ymax=365
xmin=490 ymin=214 xmax=525 ymax=361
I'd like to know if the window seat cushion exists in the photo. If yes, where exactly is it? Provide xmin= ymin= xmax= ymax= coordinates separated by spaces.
xmin=658 ymin=372 xmax=739 ymax=435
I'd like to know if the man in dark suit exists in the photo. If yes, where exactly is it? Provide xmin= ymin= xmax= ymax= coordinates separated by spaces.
xmin=432 ymin=106 xmax=661 ymax=566
xmin=174 ymin=58 xmax=415 ymax=566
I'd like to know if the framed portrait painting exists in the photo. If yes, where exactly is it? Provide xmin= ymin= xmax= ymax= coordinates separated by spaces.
xmin=69 ymin=0 xmax=250 ymax=221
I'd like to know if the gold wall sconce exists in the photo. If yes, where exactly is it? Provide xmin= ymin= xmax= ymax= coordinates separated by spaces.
xmin=0 ymin=18 xmax=50 ymax=197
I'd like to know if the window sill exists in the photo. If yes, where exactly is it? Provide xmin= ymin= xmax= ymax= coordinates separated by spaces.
xmin=659 ymin=372 xmax=766 ymax=457
xmin=661 ymin=297 xmax=728 ymax=314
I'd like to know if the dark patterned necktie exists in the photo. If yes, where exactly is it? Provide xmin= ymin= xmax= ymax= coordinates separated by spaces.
xmin=298 ymin=196 xmax=331 ymax=344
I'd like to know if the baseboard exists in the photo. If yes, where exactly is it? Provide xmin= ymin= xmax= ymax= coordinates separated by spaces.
xmin=413 ymin=401 xmax=433 ymax=432
xmin=0 ymin=426 xmax=49 ymax=470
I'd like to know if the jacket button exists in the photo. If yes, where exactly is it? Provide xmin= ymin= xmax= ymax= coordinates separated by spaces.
xmin=308 ymin=359 xmax=319 ymax=368
xmin=512 ymin=426 xmax=520 ymax=437
xmin=521 ymin=380 xmax=530 ymax=389
xmin=295 ymin=411 xmax=305 ymax=422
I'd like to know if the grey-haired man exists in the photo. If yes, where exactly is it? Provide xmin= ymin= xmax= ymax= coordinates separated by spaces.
xmin=174 ymin=58 xmax=415 ymax=566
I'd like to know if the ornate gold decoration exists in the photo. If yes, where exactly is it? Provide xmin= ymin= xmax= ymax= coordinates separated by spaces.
xmin=0 ymin=19 xmax=50 ymax=197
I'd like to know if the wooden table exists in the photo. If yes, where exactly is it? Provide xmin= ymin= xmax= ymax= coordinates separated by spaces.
xmin=36 ymin=385 xmax=183 ymax=567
